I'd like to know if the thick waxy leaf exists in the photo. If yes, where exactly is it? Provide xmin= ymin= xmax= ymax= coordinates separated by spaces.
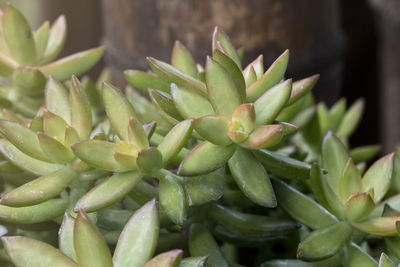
xmin=246 ymin=50 xmax=289 ymax=102
xmin=144 ymin=249 xmax=183 ymax=267
xmin=158 ymin=119 xmax=193 ymax=166
xmin=137 ymin=147 xmax=163 ymax=174
xmin=103 ymin=82 xmax=137 ymax=140
xmin=147 ymin=57 xmax=207 ymax=96
xmin=43 ymin=109 xmax=68 ymax=140
xmin=128 ymin=117 xmax=149 ymax=150
xmin=239 ymin=125 xmax=284 ymax=149
xmin=2 ymin=4 xmax=36 ymax=65
xmin=64 ymin=126 xmax=80 ymax=147
xmin=253 ymin=149 xmax=311 ymax=179
xmin=172 ymin=41 xmax=197 ymax=78
xmin=345 ymin=243 xmax=377 ymax=267
xmin=349 ymin=145 xmax=381 ymax=164
xmin=0 ymin=51 xmax=18 ymax=78
xmin=74 ymin=210 xmax=113 ymax=267
xmin=379 ymin=253 xmax=396 ymax=267
xmin=228 ymin=147 xmax=276 ymax=207
xmin=287 ymin=74 xmax=319 ymax=106
xmin=344 ymin=192 xmax=375 ymax=222
xmin=2 ymin=236 xmax=77 ymax=267
xmin=193 ymin=115 xmax=231 ymax=146
xmin=185 ymin=167 xmax=226 ymax=206
xmin=59 ymin=213 xmax=77 ymax=261
xmin=212 ymin=27 xmax=241 ymax=68
xmin=361 ymin=153 xmax=394 ymax=203
xmin=171 ymin=84 xmax=215 ymax=119
xmin=34 ymin=20 xmax=50 ymax=60
xmin=178 ymin=141 xmax=236 ymax=176
xmin=206 ymin=57 xmax=242 ymax=118
xmin=322 ymin=132 xmax=348 ymax=195
xmin=179 ymin=256 xmax=207 ymax=267
xmin=0 ymin=120 xmax=50 ymax=162
xmin=125 ymin=70 xmax=170 ymax=94
xmin=213 ymin=48 xmax=246 ymax=100
xmin=12 ymin=66 xmax=46 ymax=96
xmin=40 ymin=46 xmax=105 ymax=81
xmin=336 ymin=99 xmax=365 ymax=138
xmin=297 ymin=222 xmax=352 ymax=261
xmin=0 ymin=139 xmax=63 ymax=176
xmin=149 ymin=89 xmax=183 ymax=124
xmin=1 ymin=166 xmax=77 ymax=207
xmin=38 ymin=132 xmax=75 ymax=163
xmin=41 ymin=15 xmax=67 ymax=64
xmin=189 ymin=223 xmax=229 ymax=267
xmin=339 ymin=158 xmax=362 ymax=203
xmin=254 ymin=79 xmax=292 ymax=125
xmin=0 ymin=198 xmax=67 ymax=224
xmin=243 ymin=65 xmax=257 ymax=88
xmin=272 ymin=179 xmax=338 ymax=229
xmin=310 ymin=163 xmax=331 ymax=209
xmin=244 ymin=55 xmax=263 ymax=79
xmin=71 ymin=140 xmax=136 ymax=172
xmin=45 ymin=76 xmax=71 ymax=123
xmin=75 ymin=171 xmax=142 ymax=213
xmin=70 ymin=76 xmax=92 ymax=139
xmin=113 ymin=199 xmax=159 ymax=267
xmin=352 ymin=215 xmax=400 ymax=236
xmin=231 ymin=103 xmax=256 ymax=134
xmin=210 ymin=204 xmax=298 ymax=236
xmin=159 ymin=172 xmax=187 ymax=225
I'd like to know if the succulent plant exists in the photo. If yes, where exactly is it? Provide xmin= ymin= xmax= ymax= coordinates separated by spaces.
xmin=0 ymin=5 xmax=399 ymax=267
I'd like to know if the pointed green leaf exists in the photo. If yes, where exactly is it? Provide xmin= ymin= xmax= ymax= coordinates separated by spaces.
xmin=189 ymin=223 xmax=229 ymax=267
xmin=70 ymin=76 xmax=92 ymax=139
xmin=340 ymin=158 xmax=362 ymax=203
xmin=147 ymin=57 xmax=207 ymax=96
xmin=212 ymin=26 xmax=241 ymax=68
xmin=243 ymin=65 xmax=257 ymax=88
xmin=344 ymin=192 xmax=375 ymax=222
xmin=297 ymin=222 xmax=352 ymax=261
xmin=170 ymin=83 xmax=215 ymax=119
xmin=231 ymin=103 xmax=256 ymax=134
xmin=74 ymin=210 xmax=113 ymax=267
xmin=41 ymin=15 xmax=67 ymax=64
xmin=272 ymin=179 xmax=338 ymax=229
xmin=12 ymin=66 xmax=46 ymax=96
xmin=0 ymin=120 xmax=50 ymax=162
xmin=45 ymin=76 xmax=71 ymax=123
xmin=336 ymin=99 xmax=365 ymax=138
xmin=137 ymin=147 xmax=163 ymax=174
xmin=40 ymin=46 xmax=104 ymax=81
xmin=179 ymin=257 xmax=207 ymax=267
xmin=113 ymin=199 xmax=159 ymax=267
xmin=0 ymin=139 xmax=63 ymax=176
xmin=310 ymin=163 xmax=330 ymax=208
xmin=0 ymin=51 xmax=17 ymax=78
xmin=346 ymin=243 xmax=378 ymax=267
xmin=1 ymin=166 xmax=77 ymax=207
xmin=59 ymin=213 xmax=77 ymax=261
xmin=246 ymin=50 xmax=289 ymax=102
xmin=125 ymin=70 xmax=170 ymax=95
xmin=158 ymin=119 xmax=193 ymax=166
xmin=244 ymin=55 xmax=263 ymax=79
xmin=159 ymin=171 xmax=187 ymax=225
xmin=287 ymin=74 xmax=319 ymax=106
xmin=350 ymin=145 xmax=381 ymax=164
xmin=228 ymin=147 xmax=276 ymax=207
xmin=38 ymin=132 xmax=75 ymax=163
xmin=0 ymin=198 xmax=67 ymax=224
xmin=178 ymin=141 xmax=235 ymax=176
xmin=213 ymin=48 xmax=246 ymax=100
xmin=128 ymin=117 xmax=149 ymax=150
xmin=103 ymin=82 xmax=137 ymax=140
xmin=352 ymin=216 xmax=400 ymax=236
xmin=43 ymin=109 xmax=68 ymax=140
xmin=205 ymin=57 xmax=242 ymax=119
xmin=149 ymin=89 xmax=183 ymax=124
xmin=361 ymin=153 xmax=394 ymax=203
xmin=379 ymin=253 xmax=396 ymax=267
xmin=2 ymin=236 xmax=77 ymax=267
xmin=34 ymin=20 xmax=50 ymax=61
xmin=328 ymin=98 xmax=346 ymax=132
xmin=64 ymin=126 xmax=80 ymax=147
xmin=144 ymin=249 xmax=183 ymax=267
xmin=254 ymin=79 xmax=292 ymax=125
xmin=172 ymin=41 xmax=197 ymax=78
xmin=239 ymin=125 xmax=284 ymax=149
xmin=193 ymin=115 xmax=231 ymax=146
xmin=75 ymin=171 xmax=142 ymax=213
xmin=2 ymin=4 xmax=36 ymax=65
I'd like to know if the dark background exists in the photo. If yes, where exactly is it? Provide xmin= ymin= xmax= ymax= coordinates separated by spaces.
xmin=4 ymin=0 xmax=399 ymax=153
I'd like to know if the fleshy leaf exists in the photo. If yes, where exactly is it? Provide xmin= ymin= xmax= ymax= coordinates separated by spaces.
xmin=179 ymin=257 xmax=207 ymax=267
xmin=38 ymin=132 xmax=75 ymax=163
xmin=12 ymin=66 xmax=46 ymax=96
xmin=336 ymin=99 xmax=365 ymax=138
xmin=287 ymin=74 xmax=319 ymax=106
xmin=45 ymin=76 xmax=71 ymax=123
xmin=125 ymin=70 xmax=170 ymax=94
xmin=41 ymin=15 xmax=67 ymax=64
xmin=43 ymin=109 xmax=69 ymax=140
xmin=137 ymin=147 xmax=163 ymax=174
xmin=171 ymin=41 xmax=197 ymax=78
xmin=113 ymin=199 xmax=159 ymax=267
xmin=239 ymin=125 xmax=284 ymax=149
xmin=228 ymin=147 xmax=276 ymax=207
xmin=144 ymin=249 xmax=183 ymax=267
xmin=70 ymin=76 xmax=92 ymax=139
xmin=128 ymin=117 xmax=149 ymax=150
xmin=339 ymin=158 xmax=362 ymax=203
xmin=33 ymin=20 xmax=50 ymax=60
xmin=149 ymin=89 xmax=183 ymax=124
xmin=344 ymin=192 xmax=375 ymax=222
xmin=231 ymin=103 xmax=256 ymax=133
xmin=345 ymin=243 xmax=377 ymax=267
xmin=352 ymin=216 xmax=400 ymax=236
xmin=379 ymin=253 xmax=396 ymax=267
xmin=59 ymin=213 xmax=77 ymax=261
xmin=243 ymin=55 xmax=263 ymax=79
xmin=349 ymin=145 xmax=381 ymax=164
xmin=243 ymin=65 xmax=257 ymax=88
xmin=193 ymin=115 xmax=231 ymax=146
xmin=212 ymin=26 xmax=241 ymax=69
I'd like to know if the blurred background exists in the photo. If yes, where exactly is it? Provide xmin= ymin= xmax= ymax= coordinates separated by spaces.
xmin=2 ymin=0 xmax=399 ymax=153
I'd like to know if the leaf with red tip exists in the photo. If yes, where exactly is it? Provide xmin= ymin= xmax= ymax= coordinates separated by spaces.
xmin=243 ymin=55 xmax=263 ymax=79
xmin=344 ymin=192 xmax=375 ymax=222
xmin=43 ymin=109 xmax=68 ymax=140
xmin=212 ymin=26 xmax=241 ymax=68
xmin=144 ymin=249 xmax=183 ymax=267
xmin=231 ymin=103 xmax=255 ymax=133
xmin=352 ymin=216 xmax=400 ymax=236
xmin=243 ymin=65 xmax=257 ymax=88
xmin=239 ymin=125 xmax=284 ymax=149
